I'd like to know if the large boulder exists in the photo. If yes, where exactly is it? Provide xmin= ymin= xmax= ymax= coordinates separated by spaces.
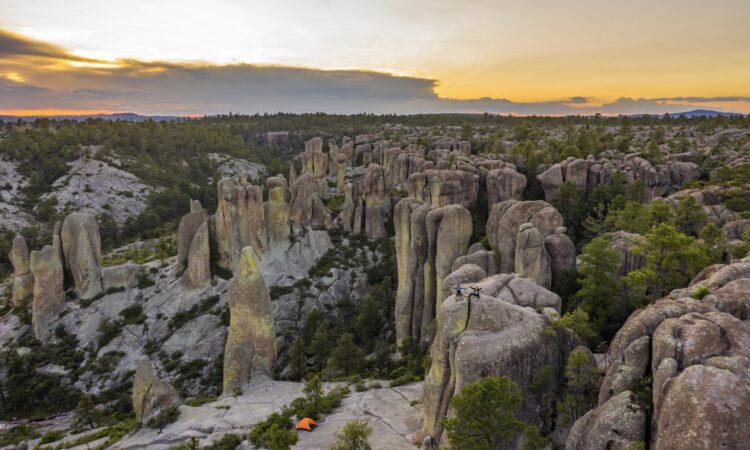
xmin=544 ymin=227 xmax=576 ymax=288
xmin=61 ymin=212 xmax=103 ymax=299
xmin=10 ymin=235 xmax=33 ymax=306
xmin=515 ymin=223 xmax=552 ymax=289
xmin=215 ymin=178 xmax=268 ymax=271
xmin=486 ymin=200 xmax=563 ymax=273
xmin=565 ymin=390 xmax=646 ymax=450
xmin=132 ymin=356 xmax=181 ymax=425
xmin=29 ymin=245 xmax=65 ymax=340
xmin=422 ymin=290 xmax=573 ymax=446
xmin=223 ymin=246 xmax=277 ymax=393
xmin=175 ymin=201 xmax=209 ymax=276
xmin=486 ymin=167 xmax=526 ymax=206
xmin=101 ymin=262 xmax=141 ymax=290
xmin=183 ymin=222 xmax=211 ymax=288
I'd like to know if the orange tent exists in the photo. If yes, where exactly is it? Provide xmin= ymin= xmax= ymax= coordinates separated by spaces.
xmin=296 ymin=417 xmax=318 ymax=431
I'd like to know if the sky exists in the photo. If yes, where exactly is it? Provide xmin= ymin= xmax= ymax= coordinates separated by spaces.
xmin=1 ymin=0 xmax=749 ymax=116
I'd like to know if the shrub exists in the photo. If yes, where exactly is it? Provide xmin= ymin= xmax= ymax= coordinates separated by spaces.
xmin=146 ymin=405 xmax=181 ymax=430
xmin=0 ymin=425 xmax=39 ymax=447
xmin=248 ymin=409 xmax=297 ymax=450
xmin=39 ymin=429 xmax=65 ymax=444
xmin=691 ymin=285 xmax=710 ymax=300
xmin=204 ymin=433 xmax=243 ymax=450
xmin=119 ymin=304 xmax=146 ymax=325
xmin=97 ymin=318 xmax=123 ymax=349
xmin=328 ymin=419 xmax=372 ymax=450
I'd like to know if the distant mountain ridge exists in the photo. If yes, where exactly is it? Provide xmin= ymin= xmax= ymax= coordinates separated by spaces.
xmin=629 ymin=109 xmax=745 ymax=118
xmin=0 ymin=113 xmax=183 ymax=122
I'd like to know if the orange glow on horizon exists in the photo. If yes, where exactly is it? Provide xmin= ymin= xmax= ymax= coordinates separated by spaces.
xmin=0 ymin=109 xmax=116 ymax=116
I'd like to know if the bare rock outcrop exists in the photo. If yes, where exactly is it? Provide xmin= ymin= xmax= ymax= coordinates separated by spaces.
xmin=515 ymin=223 xmax=552 ymax=289
xmin=544 ymin=227 xmax=577 ymax=288
xmin=10 ymin=235 xmax=33 ymax=306
xmin=132 ymin=356 xmax=181 ymax=425
xmin=573 ymin=259 xmax=750 ymax=450
xmin=362 ymin=163 xmax=390 ymax=239
xmin=61 ymin=212 xmax=103 ymax=300
xmin=175 ymin=201 xmax=210 ymax=286
xmin=264 ymin=178 xmax=291 ymax=251
xmin=339 ymin=183 xmax=358 ymax=233
xmin=223 ymin=246 xmax=277 ymax=393
xmin=289 ymin=173 xmax=332 ymax=231
xmin=565 ymin=390 xmax=646 ymax=450
xmin=29 ymin=245 xmax=65 ymax=340
xmin=215 ymin=178 xmax=268 ymax=271
xmin=422 ymin=285 xmax=573 ymax=445
xmin=450 ymin=248 xmax=498 ymax=277
xmin=486 ymin=167 xmax=527 ymax=206
xmin=486 ymin=200 xmax=563 ymax=273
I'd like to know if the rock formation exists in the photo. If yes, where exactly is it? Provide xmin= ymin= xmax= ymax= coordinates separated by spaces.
xmin=339 ymin=183 xmax=358 ymax=233
xmin=422 ymin=277 xmax=572 ymax=445
xmin=486 ymin=167 xmax=527 ymax=206
xmin=289 ymin=173 xmax=332 ymax=231
xmin=264 ymin=177 xmax=291 ymax=251
xmin=215 ymin=178 xmax=267 ymax=271
xmin=10 ymin=235 xmax=33 ymax=306
xmin=362 ymin=163 xmax=389 ymax=240
xmin=336 ymin=153 xmax=347 ymax=194
xmin=29 ymin=245 xmax=65 ymax=340
xmin=603 ymin=231 xmax=646 ymax=276
xmin=544 ymin=227 xmax=577 ymax=288
xmin=570 ymin=259 xmax=750 ymax=449
xmin=132 ymin=356 xmax=181 ymax=424
xmin=223 ymin=246 xmax=277 ymax=393
xmin=61 ymin=212 xmax=103 ymax=299
xmin=565 ymin=390 xmax=646 ymax=450
xmin=175 ymin=201 xmax=210 ymax=287
xmin=515 ymin=223 xmax=553 ymax=289
xmin=486 ymin=200 xmax=563 ymax=273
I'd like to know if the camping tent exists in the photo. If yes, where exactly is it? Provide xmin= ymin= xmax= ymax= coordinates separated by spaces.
xmin=296 ymin=417 xmax=318 ymax=431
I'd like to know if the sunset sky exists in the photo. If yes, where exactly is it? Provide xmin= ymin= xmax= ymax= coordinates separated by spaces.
xmin=1 ymin=0 xmax=749 ymax=116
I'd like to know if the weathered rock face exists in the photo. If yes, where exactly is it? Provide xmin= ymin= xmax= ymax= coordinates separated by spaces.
xmin=423 ymin=205 xmax=472 ymax=345
xmin=304 ymin=136 xmax=324 ymax=154
xmin=29 ymin=245 xmax=65 ymax=340
xmin=289 ymin=173 xmax=332 ymax=231
xmin=486 ymin=167 xmax=527 ymax=206
xmin=422 ymin=289 xmax=572 ymax=445
xmin=565 ymin=390 xmax=646 ymax=450
xmin=215 ymin=178 xmax=268 ymax=271
xmin=577 ymin=259 xmax=750 ymax=450
xmin=183 ymin=222 xmax=211 ymax=288
xmin=132 ymin=356 xmax=181 ymax=424
xmin=420 ymin=170 xmax=479 ymax=208
xmin=544 ymin=227 xmax=576 ymax=288
xmin=101 ymin=262 xmax=140 ymax=290
xmin=537 ymin=163 xmax=564 ymax=201
xmin=603 ymin=231 xmax=646 ymax=276
xmin=441 ymin=264 xmax=487 ymax=301
xmin=61 ymin=212 xmax=103 ymax=299
xmin=223 ymin=246 xmax=277 ymax=393
xmin=339 ymin=183 xmax=358 ymax=233
xmin=450 ymin=248 xmax=498 ymax=277
xmin=362 ymin=164 xmax=390 ymax=240
xmin=515 ymin=223 xmax=552 ymax=289
xmin=10 ymin=235 xmax=33 ymax=306
xmin=264 ymin=184 xmax=291 ymax=252
xmin=175 ymin=202 xmax=209 ymax=281
xmin=486 ymin=200 xmax=563 ymax=273
xmin=336 ymin=153 xmax=347 ymax=194
xmin=394 ymin=199 xmax=431 ymax=347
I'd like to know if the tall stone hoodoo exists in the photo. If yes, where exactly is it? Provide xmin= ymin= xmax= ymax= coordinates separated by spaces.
xmin=264 ymin=176 xmax=291 ymax=251
xmin=176 ymin=200 xmax=210 ymax=287
xmin=336 ymin=153 xmax=347 ymax=194
xmin=362 ymin=163 xmax=390 ymax=240
xmin=544 ymin=226 xmax=577 ymax=288
xmin=60 ymin=212 xmax=103 ymax=300
xmin=394 ymin=199 xmax=431 ymax=347
xmin=223 ymin=246 xmax=277 ymax=393
xmin=10 ymin=235 xmax=34 ymax=306
xmin=29 ymin=245 xmax=65 ymax=340
xmin=289 ymin=173 xmax=332 ymax=231
xmin=215 ymin=177 xmax=267 ymax=271
xmin=299 ymin=136 xmax=328 ymax=199
xmin=515 ymin=223 xmax=553 ymax=289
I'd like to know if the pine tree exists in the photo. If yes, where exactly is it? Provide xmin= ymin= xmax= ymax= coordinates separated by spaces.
xmin=561 ymin=349 xmax=599 ymax=425
xmin=442 ymin=376 xmax=525 ymax=450
xmin=327 ymin=333 xmax=365 ymax=377
xmin=577 ymin=237 xmax=624 ymax=342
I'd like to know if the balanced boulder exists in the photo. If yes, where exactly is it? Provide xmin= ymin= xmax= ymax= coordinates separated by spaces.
xmin=10 ymin=235 xmax=33 ymax=306
xmin=61 ymin=212 xmax=102 ymax=299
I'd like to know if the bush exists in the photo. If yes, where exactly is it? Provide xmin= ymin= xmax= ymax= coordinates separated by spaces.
xmin=39 ymin=429 xmax=65 ymax=444
xmin=328 ymin=419 xmax=372 ymax=450
xmin=146 ymin=405 xmax=181 ymax=430
xmin=248 ymin=409 xmax=297 ymax=450
xmin=691 ymin=285 xmax=710 ymax=300
xmin=204 ymin=433 xmax=243 ymax=450
xmin=0 ymin=425 xmax=39 ymax=447
xmin=119 ymin=304 xmax=146 ymax=325
xmin=97 ymin=318 xmax=123 ymax=349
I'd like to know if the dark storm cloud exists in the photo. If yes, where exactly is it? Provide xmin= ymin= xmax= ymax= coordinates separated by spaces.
xmin=1 ymin=28 xmax=747 ymax=116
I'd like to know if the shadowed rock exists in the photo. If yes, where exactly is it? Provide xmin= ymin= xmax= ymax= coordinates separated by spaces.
xmin=175 ymin=202 xmax=209 ymax=276
xmin=363 ymin=164 xmax=390 ymax=239
xmin=565 ymin=390 xmax=646 ymax=450
xmin=132 ymin=356 xmax=181 ymax=425
xmin=215 ymin=178 xmax=267 ymax=271
xmin=289 ymin=173 xmax=332 ymax=231
xmin=30 ymin=245 xmax=64 ymax=340
xmin=486 ymin=167 xmax=527 ymax=206
xmin=10 ymin=235 xmax=33 ymax=306
xmin=544 ymin=227 xmax=576 ymax=288
xmin=336 ymin=153 xmax=347 ymax=194
xmin=61 ymin=212 xmax=102 ymax=299
xmin=223 ymin=246 xmax=277 ymax=393
xmin=264 ymin=184 xmax=291 ymax=252
xmin=515 ymin=223 xmax=552 ymax=289
xmin=183 ymin=222 xmax=210 ymax=288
